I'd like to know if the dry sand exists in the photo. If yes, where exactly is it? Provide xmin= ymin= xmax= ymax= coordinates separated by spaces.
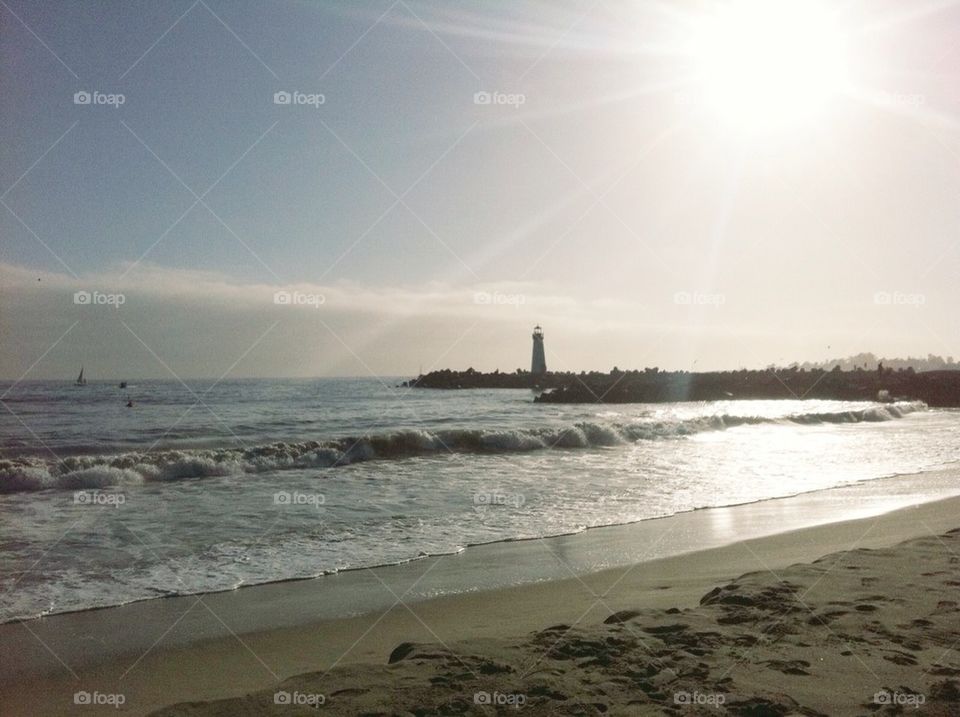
xmin=2 ymin=491 xmax=958 ymax=716
xmin=154 ymin=527 xmax=960 ymax=716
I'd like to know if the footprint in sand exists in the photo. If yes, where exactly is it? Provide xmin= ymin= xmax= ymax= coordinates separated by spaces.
xmin=883 ymin=650 xmax=918 ymax=666
xmin=641 ymin=624 xmax=689 ymax=635
xmin=928 ymin=665 xmax=960 ymax=676
xmin=932 ymin=601 xmax=958 ymax=615
xmin=329 ymin=688 xmax=368 ymax=697
xmin=603 ymin=610 xmax=641 ymax=625
xmin=764 ymin=659 xmax=811 ymax=675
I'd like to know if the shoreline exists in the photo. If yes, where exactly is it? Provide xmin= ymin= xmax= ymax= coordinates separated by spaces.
xmin=160 ymin=521 xmax=960 ymax=716
xmin=1 ymin=470 xmax=959 ymax=715
xmin=4 ymin=463 xmax=955 ymax=627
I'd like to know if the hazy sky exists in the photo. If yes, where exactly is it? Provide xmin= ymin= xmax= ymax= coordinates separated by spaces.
xmin=2 ymin=0 xmax=960 ymax=379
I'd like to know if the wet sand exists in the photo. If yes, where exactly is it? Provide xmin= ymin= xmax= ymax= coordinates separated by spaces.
xmin=2 ymin=474 xmax=959 ymax=715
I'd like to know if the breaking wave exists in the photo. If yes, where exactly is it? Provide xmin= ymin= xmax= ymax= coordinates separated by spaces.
xmin=0 ymin=401 xmax=926 ymax=493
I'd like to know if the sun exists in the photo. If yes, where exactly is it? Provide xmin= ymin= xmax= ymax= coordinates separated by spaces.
xmin=691 ymin=0 xmax=850 ymax=133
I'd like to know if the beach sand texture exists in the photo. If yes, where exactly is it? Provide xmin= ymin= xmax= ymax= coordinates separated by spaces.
xmin=151 ymin=531 xmax=960 ymax=715
xmin=4 ymin=493 xmax=959 ymax=716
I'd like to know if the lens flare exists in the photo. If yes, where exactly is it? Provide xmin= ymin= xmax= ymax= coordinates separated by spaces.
xmin=691 ymin=0 xmax=850 ymax=132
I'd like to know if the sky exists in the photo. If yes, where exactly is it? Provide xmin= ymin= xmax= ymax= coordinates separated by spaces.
xmin=2 ymin=0 xmax=960 ymax=379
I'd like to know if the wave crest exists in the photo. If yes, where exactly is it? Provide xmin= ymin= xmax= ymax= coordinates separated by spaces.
xmin=0 ymin=401 xmax=926 ymax=493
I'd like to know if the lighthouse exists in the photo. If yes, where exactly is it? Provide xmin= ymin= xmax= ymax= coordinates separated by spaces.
xmin=531 ymin=325 xmax=547 ymax=376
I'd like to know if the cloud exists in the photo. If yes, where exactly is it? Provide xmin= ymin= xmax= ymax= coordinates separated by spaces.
xmin=0 ymin=262 xmax=663 ymax=379
xmin=5 ymin=261 xmax=913 ymax=380
xmin=1 ymin=261 xmax=662 ymax=324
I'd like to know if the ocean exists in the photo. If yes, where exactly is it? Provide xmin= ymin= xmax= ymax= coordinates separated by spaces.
xmin=1 ymin=378 xmax=958 ymax=623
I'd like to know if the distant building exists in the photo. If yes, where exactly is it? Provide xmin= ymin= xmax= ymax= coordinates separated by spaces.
xmin=531 ymin=325 xmax=547 ymax=375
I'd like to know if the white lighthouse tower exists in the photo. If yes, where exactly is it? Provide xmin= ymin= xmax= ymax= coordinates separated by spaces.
xmin=531 ymin=325 xmax=547 ymax=376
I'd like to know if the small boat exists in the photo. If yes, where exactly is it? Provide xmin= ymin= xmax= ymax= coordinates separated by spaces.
xmin=119 ymin=381 xmax=127 ymax=388
xmin=75 ymin=366 xmax=87 ymax=386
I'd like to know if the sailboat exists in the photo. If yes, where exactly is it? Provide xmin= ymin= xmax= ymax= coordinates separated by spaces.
xmin=75 ymin=366 xmax=87 ymax=386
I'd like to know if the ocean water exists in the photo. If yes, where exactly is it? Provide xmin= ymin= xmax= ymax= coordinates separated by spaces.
xmin=1 ymin=378 xmax=958 ymax=622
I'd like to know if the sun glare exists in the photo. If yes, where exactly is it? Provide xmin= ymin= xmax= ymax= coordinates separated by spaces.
xmin=692 ymin=0 xmax=850 ymax=132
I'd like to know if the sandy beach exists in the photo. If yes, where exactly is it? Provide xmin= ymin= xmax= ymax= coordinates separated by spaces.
xmin=2 ymin=478 xmax=959 ymax=716
xmin=159 ymin=528 xmax=960 ymax=716
xmin=6 ymin=0 xmax=960 ymax=713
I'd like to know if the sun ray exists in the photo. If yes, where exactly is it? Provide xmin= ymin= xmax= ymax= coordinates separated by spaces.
xmin=688 ymin=0 xmax=851 ymax=133
xmin=853 ymin=0 xmax=960 ymax=38
xmin=847 ymin=87 xmax=960 ymax=132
